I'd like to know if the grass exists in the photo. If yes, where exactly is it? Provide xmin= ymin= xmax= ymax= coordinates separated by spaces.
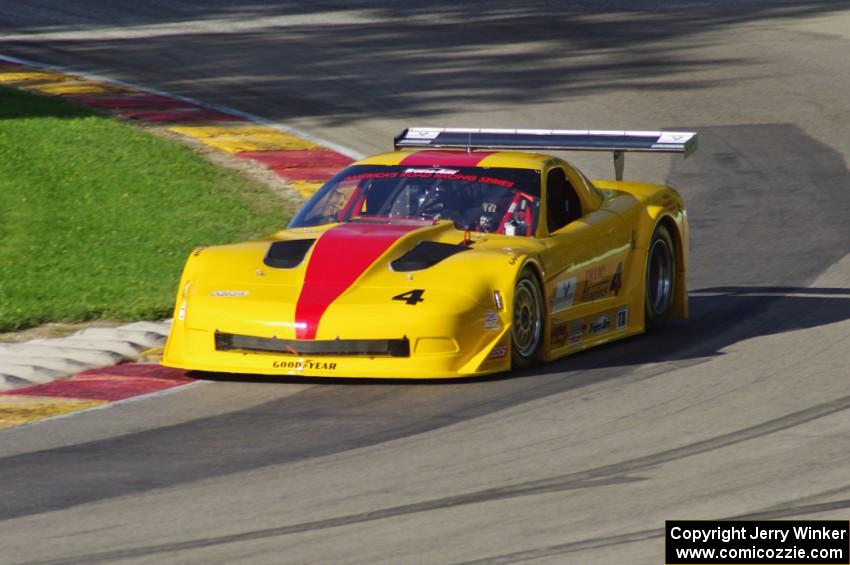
xmin=0 ymin=86 xmax=290 ymax=332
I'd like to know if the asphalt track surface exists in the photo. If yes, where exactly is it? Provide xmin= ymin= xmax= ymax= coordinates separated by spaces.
xmin=2 ymin=2 xmax=850 ymax=563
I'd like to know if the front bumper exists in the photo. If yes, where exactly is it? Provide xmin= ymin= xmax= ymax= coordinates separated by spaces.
xmin=163 ymin=279 xmax=516 ymax=378
xmin=162 ymin=325 xmax=512 ymax=379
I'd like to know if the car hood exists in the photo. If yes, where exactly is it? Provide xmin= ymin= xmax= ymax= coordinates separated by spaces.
xmin=184 ymin=221 xmax=541 ymax=339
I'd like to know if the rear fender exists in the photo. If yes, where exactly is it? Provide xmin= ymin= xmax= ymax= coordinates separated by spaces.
xmin=594 ymin=180 xmax=689 ymax=320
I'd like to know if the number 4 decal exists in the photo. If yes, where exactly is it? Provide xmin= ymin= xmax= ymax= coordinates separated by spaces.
xmin=393 ymin=289 xmax=425 ymax=305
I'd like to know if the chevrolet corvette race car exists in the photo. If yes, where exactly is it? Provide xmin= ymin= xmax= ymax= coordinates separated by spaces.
xmin=162 ymin=128 xmax=696 ymax=378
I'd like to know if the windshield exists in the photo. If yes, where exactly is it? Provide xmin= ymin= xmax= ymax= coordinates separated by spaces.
xmin=289 ymin=165 xmax=541 ymax=236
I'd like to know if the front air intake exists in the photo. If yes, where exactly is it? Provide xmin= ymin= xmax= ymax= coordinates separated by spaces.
xmin=215 ymin=332 xmax=410 ymax=357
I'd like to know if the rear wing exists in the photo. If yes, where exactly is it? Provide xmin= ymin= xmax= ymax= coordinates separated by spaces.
xmin=393 ymin=127 xmax=698 ymax=180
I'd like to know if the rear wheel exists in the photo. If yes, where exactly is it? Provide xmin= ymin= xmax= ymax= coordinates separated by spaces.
xmin=511 ymin=269 xmax=544 ymax=369
xmin=645 ymin=224 xmax=676 ymax=331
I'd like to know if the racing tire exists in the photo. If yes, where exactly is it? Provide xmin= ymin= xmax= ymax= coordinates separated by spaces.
xmin=511 ymin=269 xmax=544 ymax=369
xmin=644 ymin=224 xmax=676 ymax=332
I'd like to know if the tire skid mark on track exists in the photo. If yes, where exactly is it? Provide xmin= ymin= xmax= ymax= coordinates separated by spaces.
xmin=4 ymin=48 xmax=848 ymax=532
xmin=0 ymin=348 xmax=662 ymax=519
xmin=2 ymin=7 xmax=850 ymax=563
xmin=23 ymin=394 xmax=850 ymax=565
xmin=2 ymin=278 xmax=849 ymax=518
xmin=668 ymin=124 xmax=850 ymax=288
xmin=453 ymin=498 xmax=850 ymax=565
xmin=0 ymin=115 xmax=846 ymax=529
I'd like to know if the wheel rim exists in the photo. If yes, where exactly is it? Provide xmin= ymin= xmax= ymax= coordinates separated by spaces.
xmin=513 ymin=278 xmax=542 ymax=358
xmin=647 ymin=237 xmax=673 ymax=314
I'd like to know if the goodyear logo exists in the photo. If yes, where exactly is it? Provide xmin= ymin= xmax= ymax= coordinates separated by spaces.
xmin=272 ymin=360 xmax=337 ymax=371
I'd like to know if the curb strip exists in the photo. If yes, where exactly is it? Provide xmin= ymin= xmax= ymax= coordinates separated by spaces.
xmin=0 ymin=54 xmax=362 ymax=428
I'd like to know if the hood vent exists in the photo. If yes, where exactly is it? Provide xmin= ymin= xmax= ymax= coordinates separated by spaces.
xmin=391 ymin=241 xmax=470 ymax=272
xmin=264 ymin=239 xmax=315 ymax=269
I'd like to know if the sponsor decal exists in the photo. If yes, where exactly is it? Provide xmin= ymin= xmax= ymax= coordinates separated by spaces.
xmin=404 ymin=170 xmax=477 ymax=181
xmin=407 ymin=129 xmax=441 ymax=140
xmin=404 ymin=167 xmax=459 ymax=175
xmin=344 ymin=171 xmax=400 ymax=181
xmin=588 ymin=315 xmax=611 ymax=335
xmin=585 ymin=265 xmax=606 ymax=283
xmin=272 ymin=359 xmax=337 ymax=371
xmin=347 ymin=170 xmax=516 ymax=187
xmin=580 ymin=264 xmax=608 ymax=302
xmin=477 ymin=176 xmax=515 ymax=188
xmin=656 ymin=132 xmax=688 ymax=143
xmin=484 ymin=310 xmax=501 ymax=331
xmin=616 ymin=307 xmax=628 ymax=330
xmin=552 ymin=276 xmax=576 ymax=312
xmin=551 ymin=320 xmax=568 ymax=348
xmin=568 ymin=320 xmax=584 ymax=345
xmin=487 ymin=344 xmax=509 ymax=359
xmin=610 ymin=262 xmax=623 ymax=296
xmin=210 ymin=290 xmax=249 ymax=297
xmin=579 ymin=262 xmax=623 ymax=302
xmin=581 ymin=278 xmax=610 ymax=302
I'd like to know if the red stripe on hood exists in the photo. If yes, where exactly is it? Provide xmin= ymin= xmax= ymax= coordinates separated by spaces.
xmin=400 ymin=150 xmax=494 ymax=167
xmin=295 ymin=223 xmax=419 ymax=339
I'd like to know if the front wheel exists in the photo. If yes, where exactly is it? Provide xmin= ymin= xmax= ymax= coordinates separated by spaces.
xmin=645 ymin=224 xmax=676 ymax=332
xmin=511 ymin=269 xmax=544 ymax=369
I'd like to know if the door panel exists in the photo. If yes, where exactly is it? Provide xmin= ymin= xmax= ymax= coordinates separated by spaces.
xmin=541 ymin=209 xmax=631 ymax=356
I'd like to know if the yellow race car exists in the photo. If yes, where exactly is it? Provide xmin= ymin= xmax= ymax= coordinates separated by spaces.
xmin=162 ymin=128 xmax=696 ymax=378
